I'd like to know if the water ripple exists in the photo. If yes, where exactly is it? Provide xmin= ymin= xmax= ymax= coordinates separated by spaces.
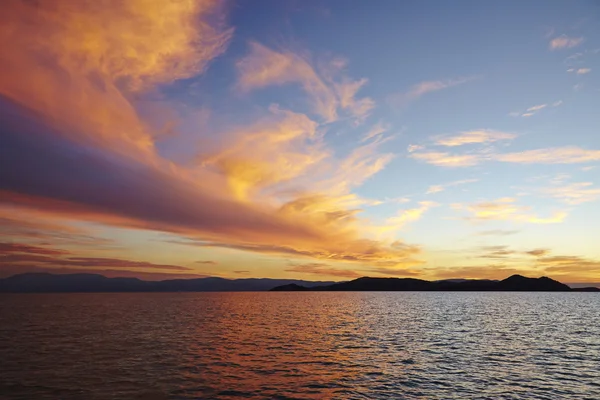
xmin=1 ymin=292 xmax=599 ymax=399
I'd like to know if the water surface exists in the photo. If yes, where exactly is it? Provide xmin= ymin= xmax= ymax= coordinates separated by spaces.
xmin=1 ymin=292 xmax=599 ymax=399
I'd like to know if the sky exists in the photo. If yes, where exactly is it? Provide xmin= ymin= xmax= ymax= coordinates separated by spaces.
xmin=1 ymin=0 xmax=599 ymax=285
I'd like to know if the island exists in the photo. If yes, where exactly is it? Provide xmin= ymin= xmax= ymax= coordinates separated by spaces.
xmin=270 ymin=275 xmax=600 ymax=292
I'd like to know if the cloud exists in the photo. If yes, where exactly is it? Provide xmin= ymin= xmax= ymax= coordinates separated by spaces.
xmin=541 ymin=182 xmax=600 ymax=205
xmin=525 ymin=249 xmax=550 ymax=257
xmin=411 ymin=142 xmax=600 ymax=168
xmin=576 ymin=68 xmax=591 ymax=74
xmin=407 ymin=144 xmax=425 ymax=153
xmin=236 ymin=42 xmax=374 ymax=122
xmin=477 ymin=245 xmax=516 ymax=259
xmin=361 ymin=122 xmax=389 ymax=143
xmin=550 ymin=36 xmax=584 ymax=50
xmin=196 ymin=260 xmax=218 ymax=265
xmin=388 ymin=201 xmax=438 ymax=226
xmin=285 ymin=262 xmax=361 ymax=279
xmin=0 ymin=243 xmax=191 ymax=272
xmin=526 ymin=104 xmax=547 ymax=112
xmin=410 ymin=152 xmax=483 ymax=167
xmin=425 ymin=179 xmax=478 ymax=194
xmin=201 ymin=106 xmax=325 ymax=201
xmin=171 ymin=232 xmax=423 ymax=267
xmin=0 ymin=0 xmax=232 ymax=157
xmin=496 ymin=147 xmax=600 ymax=164
xmin=0 ymin=205 xmax=115 ymax=248
xmin=510 ymin=102 xmax=561 ymax=117
xmin=0 ymin=242 xmax=70 ymax=256
xmin=57 ymin=257 xmax=191 ymax=271
xmin=392 ymin=76 xmax=475 ymax=105
xmin=434 ymin=130 xmax=516 ymax=147
xmin=453 ymin=198 xmax=568 ymax=224
xmin=1 ymin=76 xmax=413 ymax=271
xmin=535 ymin=255 xmax=600 ymax=280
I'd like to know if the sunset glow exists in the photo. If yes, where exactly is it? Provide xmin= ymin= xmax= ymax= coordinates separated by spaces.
xmin=1 ymin=0 xmax=599 ymax=284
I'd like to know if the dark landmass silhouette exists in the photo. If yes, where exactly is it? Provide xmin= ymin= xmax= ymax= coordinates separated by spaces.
xmin=0 ymin=272 xmax=597 ymax=293
xmin=271 ymin=275 xmax=600 ymax=292
xmin=0 ymin=273 xmax=334 ymax=293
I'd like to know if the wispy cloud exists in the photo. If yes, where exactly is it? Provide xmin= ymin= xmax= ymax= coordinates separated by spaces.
xmin=236 ymin=42 xmax=374 ymax=122
xmin=496 ymin=147 xmax=600 ymax=164
xmin=410 ymin=152 xmax=483 ymax=167
xmin=549 ymin=35 xmax=584 ymax=50
xmin=509 ymin=101 xmax=561 ymax=117
xmin=407 ymin=144 xmax=425 ymax=153
xmin=434 ymin=130 xmax=516 ymax=147
xmin=541 ymin=182 xmax=600 ymax=205
xmin=576 ymin=68 xmax=591 ymax=74
xmin=386 ymin=201 xmax=438 ymax=227
xmin=526 ymin=104 xmax=547 ymax=112
xmin=391 ymin=76 xmax=476 ymax=105
xmin=453 ymin=198 xmax=568 ymax=224
xmin=361 ymin=122 xmax=389 ymax=143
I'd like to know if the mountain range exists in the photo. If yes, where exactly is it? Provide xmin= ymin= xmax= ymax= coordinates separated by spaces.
xmin=0 ymin=272 xmax=598 ymax=293
xmin=0 ymin=273 xmax=335 ymax=293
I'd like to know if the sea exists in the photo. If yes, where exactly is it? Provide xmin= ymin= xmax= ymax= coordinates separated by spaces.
xmin=1 ymin=292 xmax=599 ymax=399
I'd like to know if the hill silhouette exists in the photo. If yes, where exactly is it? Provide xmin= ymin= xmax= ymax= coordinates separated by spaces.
xmin=271 ymin=275 xmax=595 ymax=292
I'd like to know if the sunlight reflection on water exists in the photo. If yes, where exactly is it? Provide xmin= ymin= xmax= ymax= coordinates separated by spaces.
xmin=1 ymin=292 xmax=599 ymax=399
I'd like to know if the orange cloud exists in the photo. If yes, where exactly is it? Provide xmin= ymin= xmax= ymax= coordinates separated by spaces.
xmin=410 ymin=151 xmax=483 ymax=167
xmin=0 ymin=0 xmax=421 ymax=274
xmin=386 ymin=201 xmax=438 ymax=228
xmin=453 ymin=198 xmax=568 ymax=224
xmin=535 ymin=255 xmax=600 ymax=281
xmin=0 ymin=0 xmax=232 ymax=157
xmin=201 ymin=106 xmax=325 ymax=201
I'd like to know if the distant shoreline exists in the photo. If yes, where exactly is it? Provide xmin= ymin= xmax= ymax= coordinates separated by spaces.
xmin=0 ymin=272 xmax=598 ymax=293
